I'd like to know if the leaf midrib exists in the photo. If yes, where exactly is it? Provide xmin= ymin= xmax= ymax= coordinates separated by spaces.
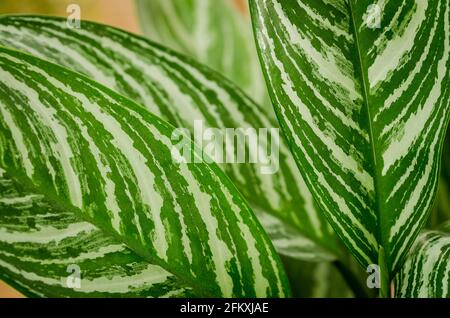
xmin=348 ymin=0 xmax=387 ymax=265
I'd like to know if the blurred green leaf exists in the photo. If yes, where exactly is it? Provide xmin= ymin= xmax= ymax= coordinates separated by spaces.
xmin=135 ymin=0 xmax=271 ymax=109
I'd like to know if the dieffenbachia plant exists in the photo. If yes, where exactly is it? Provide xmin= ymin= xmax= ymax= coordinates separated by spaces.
xmin=0 ymin=16 xmax=343 ymax=264
xmin=0 ymin=45 xmax=290 ymax=297
xmin=250 ymin=0 xmax=450 ymax=295
xmin=1 ymin=0 xmax=449 ymax=298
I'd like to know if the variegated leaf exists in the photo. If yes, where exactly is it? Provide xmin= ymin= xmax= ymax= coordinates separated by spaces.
xmin=0 ymin=15 xmax=340 ymax=261
xmin=135 ymin=0 xmax=270 ymax=108
xmin=395 ymin=222 xmax=450 ymax=298
xmin=0 ymin=46 xmax=289 ymax=297
xmin=250 ymin=0 xmax=450 ymax=280
xmin=0 ymin=169 xmax=192 ymax=297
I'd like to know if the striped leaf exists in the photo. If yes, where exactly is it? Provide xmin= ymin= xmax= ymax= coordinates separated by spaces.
xmin=0 ymin=46 xmax=289 ymax=297
xmin=135 ymin=0 xmax=271 ymax=108
xmin=0 ymin=15 xmax=341 ymax=262
xmin=250 ymin=0 xmax=450 ymax=280
xmin=0 ymin=169 xmax=192 ymax=297
xmin=395 ymin=222 xmax=450 ymax=297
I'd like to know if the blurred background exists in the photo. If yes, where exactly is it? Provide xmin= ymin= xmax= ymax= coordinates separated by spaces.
xmin=0 ymin=0 xmax=140 ymax=297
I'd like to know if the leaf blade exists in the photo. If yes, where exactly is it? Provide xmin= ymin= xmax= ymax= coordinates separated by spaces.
xmin=250 ymin=0 xmax=450 ymax=276
xmin=0 ymin=46 xmax=289 ymax=297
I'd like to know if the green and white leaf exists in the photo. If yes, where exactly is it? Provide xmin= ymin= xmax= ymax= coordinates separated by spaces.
xmin=395 ymin=222 xmax=450 ymax=298
xmin=0 ymin=15 xmax=340 ymax=261
xmin=135 ymin=0 xmax=270 ymax=108
xmin=0 ymin=169 xmax=192 ymax=297
xmin=0 ymin=46 xmax=289 ymax=297
xmin=250 ymin=0 xmax=450 ymax=278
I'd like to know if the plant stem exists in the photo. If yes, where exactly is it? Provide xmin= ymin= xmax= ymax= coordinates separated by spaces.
xmin=378 ymin=247 xmax=390 ymax=298
xmin=333 ymin=260 xmax=369 ymax=298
